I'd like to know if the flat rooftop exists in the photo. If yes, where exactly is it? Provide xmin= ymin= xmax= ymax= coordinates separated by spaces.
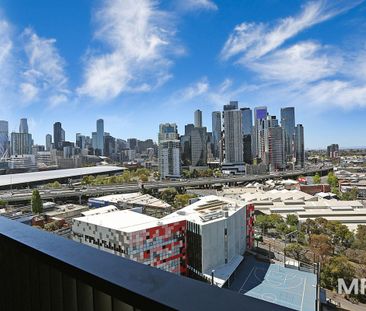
xmin=164 ymin=195 xmax=246 ymax=225
xmin=90 ymin=193 xmax=171 ymax=209
xmin=74 ymin=209 xmax=180 ymax=232
xmin=0 ymin=166 xmax=124 ymax=187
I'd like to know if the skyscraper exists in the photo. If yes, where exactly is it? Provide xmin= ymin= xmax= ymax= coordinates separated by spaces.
xmin=241 ymin=108 xmax=253 ymax=164
xmin=268 ymin=126 xmax=285 ymax=171
xmin=194 ymin=109 xmax=202 ymax=128
xmin=92 ymin=132 xmax=97 ymax=150
xmin=158 ymin=123 xmax=179 ymax=143
xmin=212 ymin=111 xmax=221 ymax=159
xmin=295 ymin=124 xmax=305 ymax=168
xmin=53 ymin=122 xmax=63 ymax=150
xmin=19 ymin=118 xmax=29 ymax=134
xmin=0 ymin=121 xmax=9 ymax=157
xmin=240 ymin=108 xmax=253 ymax=136
xmin=11 ymin=132 xmax=32 ymax=155
xmin=96 ymin=119 xmax=104 ymax=156
xmin=281 ymin=107 xmax=295 ymax=162
xmin=223 ymin=104 xmax=243 ymax=164
xmin=252 ymin=106 xmax=268 ymax=160
xmin=223 ymin=101 xmax=238 ymax=111
xmin=158 ymin=123 xmax=181 ymax=179
xmin=45 ymin=134 xmax=52 ymax=151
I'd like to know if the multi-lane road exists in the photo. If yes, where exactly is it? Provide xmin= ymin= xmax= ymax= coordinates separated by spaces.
xmin=0 ymin=166 xmax=332 ymax=203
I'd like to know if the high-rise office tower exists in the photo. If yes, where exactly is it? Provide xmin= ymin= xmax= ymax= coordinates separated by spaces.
xmin=240 ymin=108 xmax=253 ymax=136
xmin=158 ymin=123 xmax=181 ymax=179
xmin=53 ymin=122 xmax=63 ymax=150
xmin=158 ymin=123 xmax=179 ymax=143
xmin=223 ymin=104 xmax=243 ymax=163
xmin=190 ymin=127 xmax=207 ymax=166
xmin=76 ymin=133 xmax=86 ymax=149
xmin=295 ymin=124 xmax=305 ymax=168
xmin=11 ymin=132 xmax=33 ymax=155
xmin=223 ymin=101 xmax=238 ymax=111
xmin=268 ymin=126 xmax=285 ymax=172
xmin=104 ymin=134 xmax=116 ymax=157
xmin=281 ymin=107 xmax=295 ymax=162
xmin=19 ymin=118 xmax=29 ymax=134
xmin=127 ymin=138 xmax=138 ymax=151
xmin=194 ymin=109 xmax=202 ymax=128
xmin=327 ymin=144 xmax=339 ymax=159
xmin=0 ymin=120 xmax=9 ymax=157
xmin=240 ymin=108 xmax=253 ymax=164
xmin=92 ymin=132 xmax=97 ymax=150
xmin=211 ymin=111 xmax=221 ymax=159
xmin=252 ymin=106 xmax=268 ymax=160
xmin=159 ymin=140 xmax=181 ymax=179
xmin=96 ymin=119 xmax=104 ymax=156
xmin=259 ymin=115 xmax=278 ymax=164
xmin=45 ymin=134 xmax=52 ymax=151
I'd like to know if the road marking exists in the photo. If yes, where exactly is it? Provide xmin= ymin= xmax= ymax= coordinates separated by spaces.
xmin=300 ymin=276 xmax=307 ymax=311
xmin=239 ymin=267 xmax=255 ymax=293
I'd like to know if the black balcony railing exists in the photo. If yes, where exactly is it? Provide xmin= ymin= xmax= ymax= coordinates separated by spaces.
xmin=0 ymin=217 xmax=292 ymax=311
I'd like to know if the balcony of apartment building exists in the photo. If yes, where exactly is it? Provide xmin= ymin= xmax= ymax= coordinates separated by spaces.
xmin=0 ymin=216 xmax=291 ymax=311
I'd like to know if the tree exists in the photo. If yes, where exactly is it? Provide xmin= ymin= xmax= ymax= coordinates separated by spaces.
xmin=313 ymin=173 xmax=321 ymax=184
xmin=352 ymin=225 xmax=366 ymax=250
xmin=48 ymin=181 xmax=61 ymax=189
xmin=255 ymin=213 xmax=284 ymax=234
xmin=31 ymin=189 xmax=43 ymax=214
xmin=0 ymin=199 xmax=7 ymax=207
xmin=160 ymin=188 xmax=178 ymax=205
xmin=286 ymin=214 xmax=299 ymax=227
xmin=174 ymin=194 xmax=197 ymax=208
xmin=321 ymin=256 xmax=355 ymax=291
xmin=326 ymin=221 xmax=354 ymax=251
xmin=309 ymin=234 xmax=333 ymax=263
xmin=327 ymin=172 xmax=338 ymax=188
xmin=284 ymin=243 xmax=308 ymax=262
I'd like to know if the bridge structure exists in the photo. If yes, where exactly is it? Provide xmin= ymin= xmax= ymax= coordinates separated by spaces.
xmin=0 ymin=166 xmax=333 ymax=204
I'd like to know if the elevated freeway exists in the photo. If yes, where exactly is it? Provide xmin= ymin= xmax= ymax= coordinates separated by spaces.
xmin=0 ymin=166 xmax=332 ymax=203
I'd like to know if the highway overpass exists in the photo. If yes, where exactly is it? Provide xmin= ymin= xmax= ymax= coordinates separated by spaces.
xmin=0 ymin=166 xmax=332 ymax=203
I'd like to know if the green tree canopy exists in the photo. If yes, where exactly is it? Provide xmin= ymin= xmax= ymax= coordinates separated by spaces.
xmin=286 ymin=214 xmax=299 ymax=227
xmin=327 ymin=172 xmax=339 ymax=188
xmin=313 ymin=173 xmax=321 ymax=184
xmin=321 ymin=256 xmax=355 ymax=291
xmin=160 ymin=188 xmax=178 ymax=205
xmin=31 ymin=189 xmax=43 ymax=214
xmin=352 ymin=225 xmax=366 ymax=250
xmin=284 ymin=243 xmax=308 ymax=262
xmin=309 ymin=234 xmax=333 ymax=263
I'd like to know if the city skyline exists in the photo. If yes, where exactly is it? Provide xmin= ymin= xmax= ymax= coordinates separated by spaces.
xmin=1 ymin=0 xmax=366 ymax=148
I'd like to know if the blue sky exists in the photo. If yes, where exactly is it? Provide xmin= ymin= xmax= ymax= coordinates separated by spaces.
xmin=1 ymin=0 xmax=366 ymax=148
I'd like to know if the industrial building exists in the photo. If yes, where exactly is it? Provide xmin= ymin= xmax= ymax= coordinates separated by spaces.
xmin=222 ymin=189 xmax=365 ymax=230
xmin=88 ymin=193 xmax=172 ymax=217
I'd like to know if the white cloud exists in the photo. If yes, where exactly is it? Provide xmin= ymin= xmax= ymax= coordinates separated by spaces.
xmin=247 ymin=41 xmax=342 ymax=84
xmin=0 ymin=19 xmax=12 ymax=66
xmin=21 ymin=28 xmax=69 ymax=106
xmin=78 ymin=0 xmax=179 ymax=100
xmin=178 ymin=77 xmax=210 ymax=101
xmin=177 ymin=0 xmax=218 ymax=11
xmin=20 ymin=82 xmax=39 ymax=102
xmin=220 ymin=0 xmax=366 ymax=111
xmin=221 ymin=0 xmax=363 ymax=61
xmin=293 ymin=80 xmax=366 ymax=109
xmin=173 ymin=77 xmax=261 ymax=109
xmin=0 ymin=18 xmax=14 ymax=93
